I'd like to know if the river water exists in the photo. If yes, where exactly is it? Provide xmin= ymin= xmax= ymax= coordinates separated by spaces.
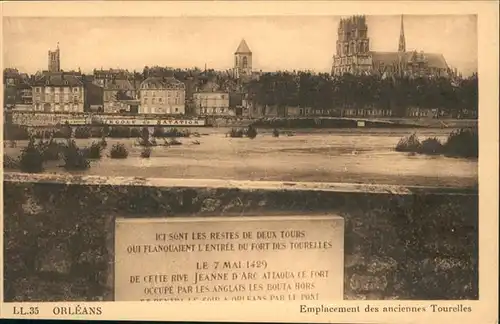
xmin=4 ymin=128 xmax=478 ymax=188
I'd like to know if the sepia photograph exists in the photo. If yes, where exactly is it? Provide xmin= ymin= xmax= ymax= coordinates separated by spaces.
xmin=1 ymin=1 xmax=498 ymax=322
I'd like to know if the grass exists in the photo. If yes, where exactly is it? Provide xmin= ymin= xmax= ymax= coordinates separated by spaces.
xmin=110 ymin=143 xmax=129 ymax=159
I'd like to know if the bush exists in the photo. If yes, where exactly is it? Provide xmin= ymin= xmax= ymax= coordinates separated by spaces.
xmin=141 ymin=147 xmax=152 ymax=158
xmin=246 ymin=125 xmax=258 ymax=139
xmin=272 ymin=128 xmax=280 ymax=137
xmin=90 ymin=127 xmax=105 ymax=138
xmin=4 ymin=125 xmax=30 ymax=141
xmin=418 ymin=137 xmax=444 ymax=155
xmin=19 ymin=138 xmax=44 ymax=173
xmin=74 ymin=126 xmax=91 ymax=139
xmin=108 ymin=126 xmax=131 ymax=138
xmin=99 ymin=137 xmax=108 ymax=149
xmin=137 ymin=127 xmax=157 ymax=147
xmin=444 ymin=128 xmax=478 ymax=158
xmin=60 ymin=123 xmax=73 ymax=139
xmin=62 ymin=140 xmax=90 ymax=170
xmin=130 ymin=128 xmax=142 ymax=138
xmin=4 ymin=155 xmax=19 ymax=169
xmin=153 ymin=126 xmax=164 ymax=138
xmin=110 ymin=143 xmax=129 ymax=159
xmin=395 ymin=133 xmax=421 ymax=152
xmin=38 ymin=138 xmax=64 ymax=161
xmin=87 ymin=142 xmax=103 ymax=159
xmin=164 ymin=128 xmax=190 ymax=138
xmin=228 ymin=128 xmax=244 ymax=138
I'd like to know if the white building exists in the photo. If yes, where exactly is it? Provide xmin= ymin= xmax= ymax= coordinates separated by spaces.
xmin=32 ymin=73 xmax=85 ymax=113
xmin=139 ymin=77 xmax=185 ymax=115
xmin=193 ymin=92 xmax=231 ymax=116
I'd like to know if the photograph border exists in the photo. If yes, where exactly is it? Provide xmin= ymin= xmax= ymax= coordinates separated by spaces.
xmin=1 ymin=1 xmax=498 ymax=323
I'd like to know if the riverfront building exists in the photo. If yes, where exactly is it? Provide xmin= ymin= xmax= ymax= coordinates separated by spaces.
xmin=139 ymin=77 xmax=186 ymax=115
xmin=31 ymin=72 xmax=85 ymax=112
xmin=331 ymin=15 xmax=450 ymax=78
xmin=193 ymin=92 xmax=231 ymax=116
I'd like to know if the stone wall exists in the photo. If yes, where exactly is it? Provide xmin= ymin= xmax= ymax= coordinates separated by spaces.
xmin=3 ymin=173 xmax=478 ymax=302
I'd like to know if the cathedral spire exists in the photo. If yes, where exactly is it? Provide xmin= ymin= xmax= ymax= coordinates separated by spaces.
xmin=398 ymin=15 xmax=406 ymax=52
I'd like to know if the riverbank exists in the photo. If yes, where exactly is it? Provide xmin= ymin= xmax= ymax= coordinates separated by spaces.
xmin=207 ymin=117 xmax=478 ymax=129
xmin=3 ymin=129 xmax=478 ymax=188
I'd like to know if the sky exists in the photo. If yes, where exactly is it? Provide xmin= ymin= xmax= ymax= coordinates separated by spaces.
xmin=3 ymin=15 xmax=478 ymax=76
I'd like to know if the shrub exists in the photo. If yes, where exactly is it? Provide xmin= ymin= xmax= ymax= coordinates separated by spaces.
xmin=395 ymin=133 xmax=421 ymax=152
xmin=62 ymin=140 xmax=90 ymax=170
xmin=99 ymin=137 xmax=108 ymax=149
xmin=19 ymin=138 xmax=44 ymax=173
xmin=4 ymin=155 xmax=19 ymax=169
xmin=38 ymin=138 xmax=64 ymax=161
xmin=137 ymin=127 xmax=157 ymax=147
xmin=418 ymin=137 xmax=444 ymax=155
xmin=110 ymin=143 xmax=129 ymax=159
xmin=60 ymin=123 xmax=73 ymax=139
xmin=228 ymin=128 xmax=244 ymax=138
xmin=90 ymin=127 xmax=105 ymax=138
xmin=153 ymin=126 xmax=164 ymax=138
xmin=272 ymin=128 xmax=280 ymax=137
xmin=74 ymin=126 xmax=92 ymax=139
xmin=444 ymin=128 xmax=478 ymax=158
xmin=4 ymin=125 xmax=30 ymax=141
xmin=108 ymin=126 xmax=131 ymax=138
xmin=128 ymin=128 xmax=140 ymax=138
xmin=141 ymin=147 xmax=152 ymax=158
xmin=164 ymin=128 xmax=190 ymax=138
xmin=103 ymin=124 xmax=110 ymax=136
xmin=246 ymin=125 xmax=258 ymax=139
xmin=87 ymin=142 xmax=103 ymax=159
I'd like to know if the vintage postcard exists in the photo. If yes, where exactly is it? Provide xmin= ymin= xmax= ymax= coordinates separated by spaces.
xmin=1 ymin=1 xmax=498 ymax=323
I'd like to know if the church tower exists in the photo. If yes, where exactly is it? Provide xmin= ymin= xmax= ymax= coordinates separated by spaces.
xmin=398 ymin=15 xmax=406 ymax=52
xmin=234 ymin=39 xmax=252 ymax=79
xmin=397 ymin=15 xmax=407 ymax=77
xmin=331 ymin=15 xmax=372 ymax=76
xmin=48 ymin=43 xmax=61 ymax=72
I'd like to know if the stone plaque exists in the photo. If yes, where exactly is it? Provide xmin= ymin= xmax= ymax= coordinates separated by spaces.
xmin=114 ymin=215 xmax=344 ymax=301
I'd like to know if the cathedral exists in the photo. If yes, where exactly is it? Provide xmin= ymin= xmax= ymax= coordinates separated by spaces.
xmin=331 ymin=15 xmax=450 ymax=78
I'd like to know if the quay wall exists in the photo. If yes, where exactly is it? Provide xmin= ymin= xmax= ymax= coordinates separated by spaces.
xmin=3 ymin=173 xmax=478 ymax=302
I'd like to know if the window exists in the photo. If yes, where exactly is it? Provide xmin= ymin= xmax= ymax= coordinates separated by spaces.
xmin=175 ymin=108 xmax=179 ymax=113
xmin=152 ymin=98 xmax=156 ymax=104
xmin=73 ymin=88 xmax=79 ymax=93
xmin=35 ymin=88 xmax=41 ymax=93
